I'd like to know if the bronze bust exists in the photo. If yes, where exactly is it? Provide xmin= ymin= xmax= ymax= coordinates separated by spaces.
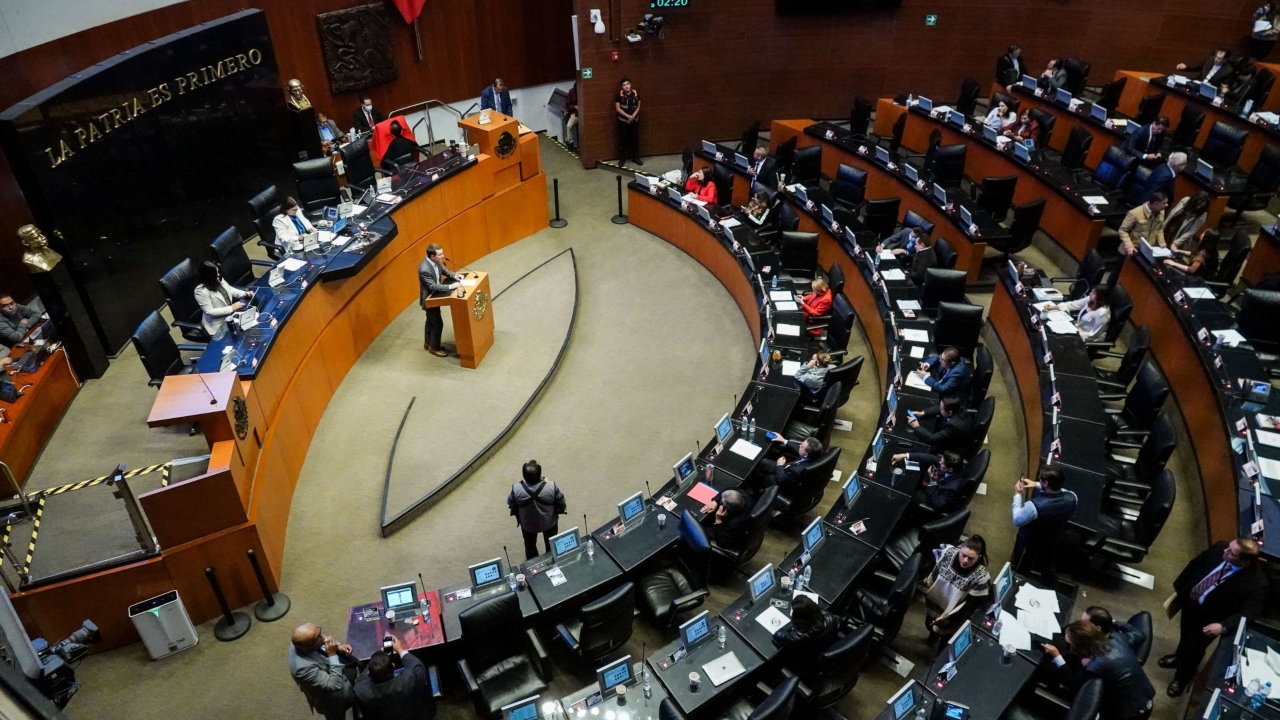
xmin=18 ymin=225 xmax=61 ymax=273
xmin=286 ymin=79 xmax=312 ymax=111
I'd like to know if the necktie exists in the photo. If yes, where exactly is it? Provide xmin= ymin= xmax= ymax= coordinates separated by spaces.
xmin=365 ymin=108 xmax=373 ymax=126
xmin=1190 ymin=563 xmax=1227 ymax=603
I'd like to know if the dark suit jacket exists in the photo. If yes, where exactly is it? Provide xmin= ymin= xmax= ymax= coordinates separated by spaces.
xmin=1173 ymin=542 xmax=1268 ymax=624
xmin=908 ymin=453 xmax=966 ymax=513
xmin=772 ymin=613 xmax=841 ymax=678
xmin=1123 ymin=125 xmax=1167 ymax=158
xmin=1226 ymin=76 xmax=1257 ymax=106
xmin=381 ymin=136 xmax=419 ymax=172
xmin=752 ymin=157 xmax=778 ymax=189
xmin=1136 ymin=163 xmax=1177 ymax=205
xmin=997 ymin=53 xmax=1028 ymax=85
xmin=480 ymin=85 xmax=513 ymax=116
xmin=1053 ymin=642 xmax=1155 ymax=720
xmin=910 ymin=246 xmax=938 ymax=285
xmin=353 ymin=105 xmax=383 ymax=134
xmin=706 ymin=492 xmax=754 ymax=549
xmin=418 ymin=258 xmax=458 ymax=307
xmin=354 ymin=652 xmax=434 ymax=720
xmin=1185 ymin=54 xmax=1235 ymax=85
xmin=922 ymin=355 xmax=973 ymax=396
xmin=911 ymin=407 xmax=976 ymax=454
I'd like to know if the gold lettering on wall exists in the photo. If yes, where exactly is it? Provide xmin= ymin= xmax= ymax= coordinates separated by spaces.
xmin=41 ymin=48 xmax=264 ymax=169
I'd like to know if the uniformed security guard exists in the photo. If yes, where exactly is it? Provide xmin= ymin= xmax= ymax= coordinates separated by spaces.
xmin=615 ymin=78 xmax=642 ymax=166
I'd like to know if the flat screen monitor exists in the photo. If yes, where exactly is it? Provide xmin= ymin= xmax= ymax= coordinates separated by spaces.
xmin=1008 ymin=259 xmax=1020 ymax=287
xmin=933 ymin=184 xmax=948 ymax=205
xmin=324 ymin=206 xmax=339 ymax=222
xmin=380 ymin=582 xmax=417 ymax=611
xmin=1090 ymin=103 xmax=1108 ymax=122
xmin=714 ymin=413 xmax=733 ymax=443
xmin=734 ymin=152 xmax=750 ymax=169
xmin=875 ymin=146 xmax=891 ymax=164
xmin=821 ymin=204 xmax=834 ymax=225
xmin=701 ymin=140 xmax=717 ymax=155
xmin=917 ymin=96 xmax=933 ymax=112
xmin=1125 ymin=122 xmax=1140 ymax=136
xmin=982 ymin=124 xmax=998 ymax=143
xmin=842 ymin=475 xmax=861 ymax=507
xmin=960 ymin=206 xmax=974 ymax=228
xmin=635 ymin=172 xmax=652 ymax=188
xmin=949 ymin=620 xmax=973 ymax=663
xmin=845 ymin=226 xmax=859 ymax=247
xmin=872 ymin=428 xmax=885 ymax=459
xmin=795 ymin=185 xmax=808 ymax=203
xmin=467 ymin=558 xmax=503 ymax=587
xmin=801 ymin=517 xmax=825 ymax=553
xmin=618 ymin=491 xmax=645 ymax=524
xmin=674 ymin=453 xmax=696 ymax=484
xmin=748 ymin=564 xmax=775 ymax=602
xmin=1199 ymin=82 xmax=1219 ymax=99
xmin=596 ymin=656 xmax=633 ymax=696
xmin=905 ymin=164 xmax=919 ymax=183
xmin=667 ymin=186 xmax=683 ymax=203
xmin=887 ymin=385 xmax=898 ymax=419
xmin=992 ymin=561 xmax=1013 ymax=605
xmin=1054 ymin=88 xmax=1071 ymax=105
xmin=1021 ymin=75 xmax=1038 ymax=90
xmin=1013 ymin=142 xmax=1031 ymax=162
xmin=550 ymin=527 xmax=580 ymax=558
xmin=948 ymin=110 xmax=966 ymax=127
xmin=680 ymin=610 xmax=712 ymax=650
xmin=1196 ymin=158 xmax=1215 ymax=181
xmin=1202 ymin=688 xmax=1222 ymax=720
xmin=1233 ymin=617 xmax=1247 ymax=647
xmin=696 ymin=204 xmax=713 ymax=224
xmin=759 ymin=338 xmax=770 ymax=370
xmin=888 ymin=681 xmax=918 ymax=720
xmin=500 ymin=696 xmax=541 ymax=720
xmin=942 ymin=701 xmax=970 ymax=720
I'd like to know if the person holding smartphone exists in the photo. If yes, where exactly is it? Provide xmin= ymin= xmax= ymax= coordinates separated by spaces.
xmin=354 ymin=635 xmax=435 ymax=720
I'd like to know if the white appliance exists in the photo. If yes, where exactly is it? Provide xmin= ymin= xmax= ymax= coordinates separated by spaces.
xmin=128 ymin=591 xmax=198 ymax=660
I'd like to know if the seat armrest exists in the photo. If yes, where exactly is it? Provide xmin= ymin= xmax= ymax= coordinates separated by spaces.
xmin=808 ymin=321 xmax=831 ymax=332
xmin=1084 ymin=341 xmax=1115 ymax=350
xmin=672 ymin=589 xmax=710 ymax=615
xmin=1103 ymin=407 xmax=1121 ymax=415
xmin=250 ymin=259 xmax=275 ymax=268
xmin=1098 ymin=537 xmax=1148 ymax=556
xmin=1111 ymin=478 xmax=1149 ymax=492
xmin=457 ymin=658 xmax=480 ymax=695
xmin=171 ymin=319 xmax=203 ymax=333
xmin=1108 ymin=453 xmax=1137 ymax=465
xmin=778 ymin=667 xmax=815 ymax=701
xmin=554 ymin=623 xmax=580 ymax=652
xmin=1099 ymin=393 xmax=1127 ymax=402
xmin=177 ymin=343 xmax=208 ymax=352
xmin=525 ymin=628 xmax=552 ymax=681
xmin=427 ymin=664 xmax=443 ymax=699
xmin=1113 ymin=428 xmax=1151 ymax=438
xmin=1095 ymin=379 xmax=1127 ymax=392
xmin=1107 ymin=439 xmax=1143 ymax=450
xmin=709 ymin=541 xmax=743 ymax=564
xmin=1092 ymin=350 xmax=1124 ymax=360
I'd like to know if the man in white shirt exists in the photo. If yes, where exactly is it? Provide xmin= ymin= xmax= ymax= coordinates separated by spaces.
xmin=749 ymin=146 xmax=777 ymax=188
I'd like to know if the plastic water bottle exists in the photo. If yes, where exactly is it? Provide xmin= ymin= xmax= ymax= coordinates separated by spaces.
xmin=586 ymin=538 xmax=595 ymax=563
xmin=642 ymin=665 xmax=652 ymax=698
xmin=1247 ymin=679 xmax=1263 ymax=705
xmin=506 ymin=572 xmax=517 ymax=591
xmin=718 ymin=624 xmax=727 ymax=650
xmin=802 ymin=565 xmax=813 ymax=590
xmin=1253 ymin=681 xmax=1271 ymax=709
xmin=907 ymin=93 xmax=914 ymax=107
xmin=747 ymin=417 xmax=756 ymax=441
xmin=771 ymin=274 xmax=778 ymax=289
xmin=787 ymin=567 xmax=797 ymax=588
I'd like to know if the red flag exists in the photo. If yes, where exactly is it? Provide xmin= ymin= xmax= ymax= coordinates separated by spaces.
xmin=390 ymin=0 xmax=427 ymax=23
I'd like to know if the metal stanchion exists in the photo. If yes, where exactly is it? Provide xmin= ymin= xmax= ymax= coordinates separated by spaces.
xmin=611 ymin=175 xmax=628 ymax=225
xmin=205 ymin=566 xmax=251 ymax=641
xmin=550 ymin=178 xmax=568 ymax=228
xmin=246 ymin=549 xmax=290 ymax=622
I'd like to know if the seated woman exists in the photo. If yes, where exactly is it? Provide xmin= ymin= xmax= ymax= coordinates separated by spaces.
xmin=922 ymin=535 xmax=991 ymax=644
xmin=271 ymin=197 xmax=316 ymax=251
xmin=194 ymin=260 xmax=253 ymax=341
xmin=1165 ymin=191 xmax=1210 ymax=255
xmin=745 ymin=189 xmax=772 ymax=225
xmin=983 ymin=99 xmax=1017 ymax=132
xmin=1005 ymin=110 xmax=1041 ymax=147
xmin=684 ymin=168 xmax=718 ymax=204
xmin=1050 ymin=284 xmax=1112 ymax=343
xmin=793 ymin=352 xmax=832 ymax=396
xmin=1165 ymin=228 xmax=1220 ymax=277
xmin=772 ymin=595 xmax=842 ymax=678
xmin=797 ymin=278 xmax=833 ymax=334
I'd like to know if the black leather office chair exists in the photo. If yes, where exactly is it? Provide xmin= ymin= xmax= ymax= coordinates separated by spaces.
xmin=247 ymin=185 xmax=284 ymax=260
xmin=955 ymin=78 xmax=981 ymax=117
xmin=1002 ymin=678 xmax=1103 ymax=720
xmin=888 ymin=112 xmax=908 ymax=156
xmin=1094 ymin=324 xmax=1150 ymax=391
xmin=792 ymin=146 xmax=823 ymax=187
xmin=921 ymin=269 xmax=967 ymax=310
xmin=681 ymin=148 xmax=694 ymax=181
xmin=1169 ymin=106 xmax=1205 ymax=151
xmin=1134 ymin=92 xmax=1166 ymax=125
xmin=659 ymin=698 xmax=685 ymax=720
xmin=131 ymin=311 xmax=205 ymax=388
xmin=823 ymin=355 xmax=862 ymax=407
xmin=638 ymin=511 xmax=710 ymax=627
xmin=850 ymin=96 xmax=874 ymax=137
xmin=665 ymin=677 xmax=800 ymax=720
xmin=972 ymin=175 xmax=1017 ymax=222
xmin=1105 ymin=363 xmax=1170 ymax=440
xmin=780 ymin=231 xmax=820 ymax=279
xmin=1063 ymin=57 xmax=1091 ymax=96
xmin=775 ymin=136 xmax=797 ymax=178
xmin=1228 ymin=144 xmax=1280 ymax=222
xmin=293 ymin=158 xmax=341 ymax=217
xmin=831 ymin=164 xmax=867 ymax=211
xmin=1051 ymin=250 xmax=1107 ymax=299
xmin=1122 ymin=164 xmax=1155 ymax=209
xmin=713 ymin=162 xmax=735 ymax=206
xmin=886 ymin=509 xmax=970 ymax=576
xmin=158 ymin=259 xmax=211 ymax=343
xmin=821 ymin=295 xmax=855 ymax=359
xmin=1028 ymin=108 xmax=1056 ymax=148
xmin=988 ymin=197 xmax=1042 ymax=258
xmin=1085 ymin=469 xmax=1175 ymax=565
xmin=209 ymin=226 xmax=273 ymax=288
xmin=862 ymin=198 xmax=901 ymax=240
xmin=991 ymin=90 xmax=1020 ymax=115
xmin=1093 ymin=145 xmax=1138 ymax=193
xmin=784 ymin=382 xmax=841 ymax=448
xmin=775 ymin=203 xmax=800 ymax=234
xmin=456 ymin=593 xmax=551 ymax=718
xmin=554 ymin=582 xmax=635 ymax=663
xmin=934 ymin=302 xmax=984 ymax=360
xmin=1060 ymin=127 xmax=1093 ymax=171
xmin=916 ymin=128 xmax=943 ymax=173
xmin=966 ymin=402 xmax=995 ymax=459
xmin=1237 ymin=288 xmax=1280 ymax=349
xmin=1096 ymin=77 xmax=1128 ymax=112
xmin=775 ymin=447 xmax=841 ymax=519
xmin=710 ymin=486 xmax=778 ymax=569
xmin=969 ymin=345 xmax=994 ymax=408
xmin=913 ymin=449 xmax=989 ymax=523
xmin=1253 ymin=68 xmax=1277 ymax=108
xmin=1201 ymin=121 xmax=1250 ymax=168
xmin=1105 ymin=411 xmax=1175 ymax=497
xmin=901 ymin=210 xmax=935 ymax=237
xmin=933 ymin=238 xmax=958 ymax=270
xmin=1212 ymin=229 xmax=1253 ymax=288
xmin=851 ymin=553 xmax=923 ymax=647
xmin=1130 ymin=611 xmax=1155 ymax=665
xmin=1088 ymin=283 xmax=1132 ymax=351
xmin=738 ymin=120 xmax=761 ymax=155
xmin=789 ymin=624 xmax=874 ymax=710
xmin=824 ymin=262 xmax=846 ymax=295
xmin=930 ymin=144 xmax=967 ymax=189
xmin=339 ymin=136 xmax=377 ymax=193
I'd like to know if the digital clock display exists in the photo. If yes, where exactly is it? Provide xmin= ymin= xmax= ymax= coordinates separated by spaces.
xmin=651 ymin=0 xmax=688 ymax=6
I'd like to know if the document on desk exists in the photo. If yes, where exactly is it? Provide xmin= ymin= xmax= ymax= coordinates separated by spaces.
xmin=754 ymin=606 xmax=791 ymax=632
xmin=909 ymin=345 xmax=926 ymax=359
xmin=729 ymin=439 xmax=762 ymax=460
xmin=1242 ymin=648 xmax=1280 ymax=697
xmin=880 ymin=251 xmax=898 ymax=261
xmin=904 ymin=372 xmax=932 ymax=391
xmin=774 ymin=301 xmax=799 ymax=312
xmin=776 ymin=323 xmax=802 ymax=337
xmin=688 ymin=482 xmax=719 ymax=505
xmin=998 ymin=611 xmax=1033 ymax=651
xmin=1044 ymin=310 xmax=1073 ymax=324
xmin=1032 ymin=288 xmax=1064 ymax=302
xmin=279 ymin=258 xmax=308 ymax=272
xmin=1183 ymin=287 xmax=1216 ymax=300
xmin=546 ymin=567 xmax=568 ymax=587
xmin=901 ymin=329 xmax=930 ymax=343
xmin=1255 ymin=429 xmax=1280 ymax=449
xmin=897 ymin=300 xmax=922 ymax=311
xmin=719 ymin=218 xmax=741 ymax=229
xmin=1047 ymin=319 xmax=1079 ymax=336
xmin=1212 ymin=329 xmax=1248 ymax=347
xmin=1032 ymin=301 xmax=1055 ymax=312
xmin=1258 ymin=456 xmax=1280 ymax=481
xmin=881 ymin=268 xmax=907 ymax=281
xmin=770 ymin=290 xmax=793 ymax=302
xmin=1082 ymin=196 xmax=1109 ymax=205
xmin=781 ymin=360 xmax=801 ymax=377
xmin=1018 ymin=608 xmax=1060 ymax=640
xmin=1014 ymin=584 xmax=1060 ymax=614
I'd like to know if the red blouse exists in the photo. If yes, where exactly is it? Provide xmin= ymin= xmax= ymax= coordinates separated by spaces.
xmin=685 ymin=176 xmax=718 ymax=204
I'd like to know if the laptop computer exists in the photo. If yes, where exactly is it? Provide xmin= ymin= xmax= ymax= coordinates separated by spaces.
xmin=1198 ymin=82 xmax=1219 ymax=100
xmin=1054 ymin=88 xmax=1071 ymax=105
xmin=734 ymin=152 xmax=750 ymax=170
xmin=702 ymin=651 xmax=746 ymax=687
xmin=982 ymin=124 xmax=998 ymax=143
xmin=499 ymin=696 xmax=540 ymax=720
xmin=1021 ymin=75 xmax=1038 ymax=90
xmin=905 ymin=164 xmax=919 ymax=183
xmin=1013 ymin=142 xmax=1031 ymax=162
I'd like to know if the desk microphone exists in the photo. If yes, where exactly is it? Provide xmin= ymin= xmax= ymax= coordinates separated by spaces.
xmin=196 ymin=370 xmax=218 ymax=405
xmin=444 ymin=256 xmax=479 ymax=278
xmin=417 ymin=572 xmax=428 ymax=612
xmin=645 ymin=481 xmax=653 ymax=501
xmin=503 ymin=546 xmax=514 ymax=574
xmin=583 ymin=513 xmax=589 ymax=533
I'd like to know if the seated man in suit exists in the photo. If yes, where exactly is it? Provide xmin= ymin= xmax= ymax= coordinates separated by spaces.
xmin=878 ymin=224 xmax=924 ymax=258
xmin=1039 ymin=58 xmax=1068 ymax=90
xmin=759 ymin=437 xmax=823 ymax=494
xmin=381 ymin=121 xmax=419 ymax=173
xmin=909 ymin=233 xmax=938 ymax=285
xmin=316 ymin=112 xmax=347 ymax=149
xmin=353 ymin=95 xmax=382 ymax=134
xmin=0 ymin=293 xmax=41 ymax=346
xmin=890 ymin=449 xmax=967 ymax=515
xmin=1118 ymin=191 xmax=1169 ymax=256
xmin=906 ymin=395 xmax=975 ymax=454
xmin=1135 ymin=154 xmax=1186 ymax=206
xmin=1224 ymin=62 xmax=1258 ymax=107
xmin=698 ymin=489 xmax=753 ymax=548
xmin=1123 ymin=116 xmax=1169 ymax=164
xmin=914 ymin=347 xmax=973 ymax=398
xmin=748 ymin=145 xmax=778 ymax=188
xmin=480 ymin=77 xmax=513 ymax=116
xmin=1176 ymin=48 xmax=1235 ymax=86
xmin=1043 ymin=621 xmax=1156 ymax=720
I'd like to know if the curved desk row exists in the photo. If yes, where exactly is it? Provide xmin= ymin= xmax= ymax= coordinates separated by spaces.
xmin=1 ymin=343 xmax=78 ymax=488
xmin=12 ymin=126 xmax=550 ymax=650
xmin=875 ymin=99 xmax=1126 ymax=262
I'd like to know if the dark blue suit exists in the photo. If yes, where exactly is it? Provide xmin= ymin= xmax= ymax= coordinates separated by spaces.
xmin=1122 ymin=124 xmax=1166 ymax=159
xmin=921 ymin=355 xmax=972 ymax=396
xmin=480 ymin=85 xmax=513 ymax=116
xmin=1135 ymin=163 xmax=1176 ymax=205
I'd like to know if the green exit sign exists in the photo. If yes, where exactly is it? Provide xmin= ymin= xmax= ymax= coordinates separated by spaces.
xmin=925 ymin=14 xmax=938 ymax=26
xmin=582 ymin=68 xmax=593 ymax=79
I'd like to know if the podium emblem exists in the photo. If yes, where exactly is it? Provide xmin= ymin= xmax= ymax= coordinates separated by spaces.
xmin=496 ymin=130 xmax=517 ymax=159
xmin=233 ymin=396 xmax=249 ymax=440
xmin=472 ymin=289 xmax=489 ymax=321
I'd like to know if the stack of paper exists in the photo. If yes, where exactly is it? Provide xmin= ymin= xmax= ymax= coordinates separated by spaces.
xmin=729 ymin=439 xmax=761 ymax=460
xmin=1032 ymin=301 xmax=1055 ymax=312
xmin=1082 ymin=195 xmax=1109 ymax=205
xmin=901 ymin=329 xmax=930 ymax=343
xmin=1047 ymin=320 xmax=1078 ymax=335
xmin=880 ymin=251 xmax=898 ymax=261
xmin=997 ymin=610 xmax=1032 ymax=651
xmin=882 ymin=268 xmax=907 ymax=281
xmin=279 ymin=258 xmax=308 ymax=272
xmin=769 ymin=290 xmax=792 ymax=302
xmin=1242 ymin=648 xmax=1280 ymax=697
xmin=1014 ymin=585 xmax=1061 ymax=639
xmin=774 ymin=301 xmax=799 ymax=312
xmin=908 ymin=346 xmax=926 ymax=359
xmin=1184 ymin=287 xmax=1216 ymax=300
xmin=904 ymin=373 xmax=931 ymax=391
xmin=720 ymin=218 xmax=741 ymax=229
xmin=781 ymin=360 xmax=801 ymax=377
xmin=897 ymin=300 xmax=922 ymax=311
xmin=776 ymin=323 xmax=801 ymax=337
xmin=1255 ymin=429 xmax=1280 ymax=448
xmin=1259 ymin=457 xmax=1280 ymax=481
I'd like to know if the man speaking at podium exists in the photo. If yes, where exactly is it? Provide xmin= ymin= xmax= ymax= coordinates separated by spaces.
xmin=419 ymin=244 xmax=460 ymax=358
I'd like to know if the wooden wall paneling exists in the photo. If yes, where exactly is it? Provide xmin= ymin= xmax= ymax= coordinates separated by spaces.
xmin=486 ymin=176 xmax=551 ymax=254
xmin=438 ymin=204 xmax=492 ymax=270
xmin=248 ymin=438 xmax=293 ymax=580
xmin=1242 ymin=229 xmax=1280 ymax=286
xmin=161 ymin=524 xmax=270 ymax=625
xmin=990 ymin=282 xmax=1042 ymax=479
xmin=520 ymin=133 xmax=543 ymax=181
xmin=318 ymin=310 xmax=360 ymax=392
xmin=139 ymin=464 xmax=247 ymax=549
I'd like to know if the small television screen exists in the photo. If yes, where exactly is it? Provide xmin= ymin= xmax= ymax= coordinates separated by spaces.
xmin=933 ymin=184 xmax=948 ymax=205
xmin=1196 ymin=158 xmax=1214 ymax=181
xmin=983 ymin=124 xmax=998 ymax=142
xmin=842 ymin=475 xmax=860 ymax=506
xmin=889 ymin=682 xmax=917 ymax=719
xmin=597 ymin=656 xmax=633 ymax=695
xmin=701 ymin=140 xmax=716 ymax=155
xmin=948 ymin=110 xmax=966 ymax=127
xmin=1013 ymin=142 xmax=1031 ymax=162
xmin=680 ymin=611 xmax=712 ymax=649
xmin=960 ymin=206 xmax=974 ymax=228
xmin=500 ymin=696 xmax=541 ymax=720
xmin=715 ymin=413 xmax=733 ymax=443
xmin=734 ymin=152 xmax=749 ymax=169
xmin=1021 ymin=75 xmax=1038 ymax=90
xmin=875 ymin=146 xmax=891 ymax=164
xmin=992 ymin=562 xmax=1013 ymax=605
xmin=748 ymin=564 xmax=775 ymax=601
xmin=905 ymin=164 xmax=919 ymax=183
xmin=949 ymin=621 xmax=972 ymax=662
xmin=674 ymin=453 xmax=696 ymax=484
xmin=618 ymin=492 xmax=645 ymax=523
xmin=1054 ymin=88 xmax=1071 ymax=105
xmin=917 ymin=96 xmax=933 ymax=113
xmin=468 ymin=558 xmax=503 ymax=587
xmin=551 ymin=527 xmax=580 ymax=557
xmin=381 ymin=583 xmax=416 ymax=610
xmin=802 ymin=517 xmax=824 ymax=552
xmin=1090 ymin=103 xmax=1108 ymax=122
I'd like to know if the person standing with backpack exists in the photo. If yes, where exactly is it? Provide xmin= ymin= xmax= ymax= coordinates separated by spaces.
xmin=508 ymin=460 xmax=567 ymax=559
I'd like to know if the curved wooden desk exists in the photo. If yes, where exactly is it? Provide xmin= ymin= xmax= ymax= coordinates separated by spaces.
xmin=12 ymin=133 xmax=549 ymax=649
xmin=0 ymin=346 xmax=78 ymax=487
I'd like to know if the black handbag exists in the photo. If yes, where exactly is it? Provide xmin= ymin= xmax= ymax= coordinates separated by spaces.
xmin=0 ymin=378 xmax=19 ymax=403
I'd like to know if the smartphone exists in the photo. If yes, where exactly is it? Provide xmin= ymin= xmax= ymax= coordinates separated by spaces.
xmin=382 ymin=635 xmax=393 ymax=652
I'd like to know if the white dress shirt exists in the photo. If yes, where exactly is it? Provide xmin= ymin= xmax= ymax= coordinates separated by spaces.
xmin=1059 ymin=297 xmax=1111 ymax=343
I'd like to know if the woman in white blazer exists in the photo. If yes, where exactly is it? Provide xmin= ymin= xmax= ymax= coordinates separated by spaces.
xmin=194 ymin=260 xmax=252 ymax=340
xmin=271 ymin=197 xmax=316 ymax=251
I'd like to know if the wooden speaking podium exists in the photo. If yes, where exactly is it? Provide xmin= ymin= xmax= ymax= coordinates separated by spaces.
xmin=426 ymin=271 xmax=494 ymax=369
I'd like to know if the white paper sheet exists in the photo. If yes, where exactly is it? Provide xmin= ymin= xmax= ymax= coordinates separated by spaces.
xmin=720 ymin=218 xmax=741 ymax=229
xmin=904 ymin=373 xmax=932 ymax=391
xmin=1032 ymin=288 xmax=1064 ymax=302
xmin=729 ymin=439 xmax=762 ymax=460
xmin=781 ymin=361 xmax=801 ymax=377
xmin=1242 ymin=648 xmax=1280 ymax=697
xmin=881 ymin=269 xmax=907 ymax=281
xmin=897 ymin=300 xmax=922 ymax=311
xmin=1184 ymin=287 xmax=1216 ymax=300
xmin=1047 ymin=320 xmax=1079 ymax=335
xmin=1014 ymin=584 xmax=1060 ymax=614
xmin=1018 ymin=608 xmax=1061 ymax=640
xmin=1213 ymin=329 xmax=1248 ymax=346
xmin=902 ymin=329 xmax=930 ymax=343
xmin=1032 ymin=301 xmax=1055 ymax=311
xmin=770 ymin=290 xmax=792 ymax=302
xmin=880 ymin=251 xmax=898 ymax=261
xmin=754 ymin=606 xmax=792 ymax=633
xmin=776 ymin=323 xmax=801 ymax=337
xmin=1255 ymin=429 xmax=1280 ymax=449
xmin=1045 ymin=310 xmax=1073 ymax=324
xmin=1259 ymin=456 xmax=1280 ymax=481
xmin=998 ymin=611 xmax=1033 ymax=651
xmin=546 ymin=567 xmax=567 ymax=587
xmin=909 ymin=345 xmax=926 ymax=359
xmin=279 ymin=258 xmax=308 ymax=272
xmin=774 ymin=301 xmax=799 ymax=312
xmin=1082 ymin=196 xmax=1109 ymax=205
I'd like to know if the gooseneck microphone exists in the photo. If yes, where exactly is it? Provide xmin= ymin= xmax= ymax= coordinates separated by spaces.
xmin=196 ymin=370 xmax=218 ymax=404
xmin=443 ymin=256 xmax=479 ymax=278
